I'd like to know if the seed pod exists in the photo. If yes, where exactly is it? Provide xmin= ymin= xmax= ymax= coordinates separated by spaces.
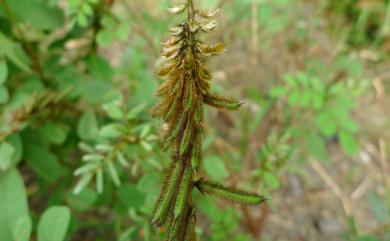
xmin=162 ymin=115 xmax=186 ymax=150
xmin=179 ymin=119 xmax=193 ymax=155
xmin=169 ymin=26 xmax=184 ymax=36
xmin=194 ymin=98 xmax=203 ymax=127
xmin=162 ymin=36 xmax=182 ymax=48
xmin=152 ymin=162 xmax=182 ymax=226
xmin=200 ymin=20 xmax=218 ymax=32
xmin=183 ymin=208 xmax=196 ymax=241
xmin=197 ymin=42 xmax=226 ymax=57
xmin=167 ymin=4 xmax=187 ymax=14
xmin=167 ymin=219 xmax=181 ymax=241
xmin=197 ymin=179 xmax=266 ymax=205
xmin=184 ymin=80 xmax=194 ymax=112
xmin=173 ymin=167 xmax=192 ymax=219
xmin=164 ymin=95 xmax=180 ymax=123
xmin=198 ymin=8 xmax=220 ymax=18
xmin=191 ymin=130 xmax=202 ymax=172
xmin=203 ymin=93 xmax=243 ymax=110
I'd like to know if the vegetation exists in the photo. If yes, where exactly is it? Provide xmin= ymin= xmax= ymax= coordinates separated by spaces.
xmin=0 ymin=0 xmax=389 ymax=241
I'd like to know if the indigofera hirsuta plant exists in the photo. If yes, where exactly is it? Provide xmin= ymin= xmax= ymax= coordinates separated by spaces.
xmin=152 ymin=0 xmax=265 ymax=239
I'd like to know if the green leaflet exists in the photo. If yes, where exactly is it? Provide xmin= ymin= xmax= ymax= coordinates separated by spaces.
xmin=197 ymin=180 xmax=266 ymax=205
xmin=173 ymin=167 xmax=192 ymax=219
xmin=191 ymin=130 xmax=202 ymax=172
xmin=152 ymin=162 xmax=182 ymax=226
xmin=203 ymin=93 xmax=243 ymax=110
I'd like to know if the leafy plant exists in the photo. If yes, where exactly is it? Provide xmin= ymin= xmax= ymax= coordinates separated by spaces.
xmin=151 ymin=0 xmax=265 ymax=240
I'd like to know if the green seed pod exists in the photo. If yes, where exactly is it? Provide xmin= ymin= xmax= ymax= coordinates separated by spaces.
xmin=167 ymin=219 xmax=181 ymax=241
xmin=203 ymin=93 xmax=243 ymax=111
xmin=194 ymin=98 xmax=203 ymax=127
xmin=173 ymin=167 xmax=192 ymax=219
xmin=183 ymin=208 xmax=196 ymax=241
xmin=191 ymin=130 xmax=202 ymax=172
xmin=163 ymin=115 xmax=187 ymax=150
xmin=180 ymin=120 xmax=193 ymax=155
xmin=197 ymin=179 xmax=266 ymax=205
xmin=184 ymin=80 xmax=194 ymax=112
xmin=152 ymin=162 xmax=182 ymax=226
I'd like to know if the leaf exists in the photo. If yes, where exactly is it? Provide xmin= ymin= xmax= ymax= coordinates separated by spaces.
xmin=99 ymin=124 xmax=123 ymax=139
xmin=66 ymin=188 xmax=97 ymax=211
xmin=96 ymin=168 xmax=103 ymax=193
xmin=0 ymin=86 xmax=9 ymax=104
xmin=0 ymin=32 xmax=30 ymax=71
xmin=5 ymin=134 xmax=23 ymax=167
xmin=0 ymin=142 xmax=15 ymax=171
xmin=339 ymin=130 xmax=359 ymax=156
xmin=24 ymin=143 xmax=64 ymax=182
xmin=117 ymin=184 xmax=145 ymax=209
xmin=0 ymin=59 xmax=8 ymax=85
xmin=126 ymin=103 xmax=146 ymax=120
xmin=203 ymin=155 xmax=228 ymax=181
xmin=96 ymin=30 xmax=113 ymax=46
xmin=73 ymin=173 xmax=93 ymax=194
xmin=264 ymin=172 xmax=280 ymax=189
xmin=306 ymin=133 xmax=328 ymax=161
xmin=269 ymin=86 xmax=287 ymax=97
xmin=39 ymin=122 xmax=68 ymax=145
xmin=0 ymin=169 xmax=29 ymax=241
xmin=107 ymin=161 xmax=121 ymax=186
xmin=116 ymin=152 xmax=128 ymax=167
xmin=87 ymin=55 xmax=114 ymax=82
xmin=103 ymin=101 xmax=124 ymax=120
xmin=13 ymin=216 xmax=32 ymax=241
xmin=78 ymin=111 xmax=99 ymax=140
xmin=5 ymin=0 xmax=64 ymax=31
xmin=37 ymin=206 xmax=71 ymax=241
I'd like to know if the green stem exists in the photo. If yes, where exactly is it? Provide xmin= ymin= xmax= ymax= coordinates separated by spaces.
xmin=188 ymin=0 xmax=195 ymax=21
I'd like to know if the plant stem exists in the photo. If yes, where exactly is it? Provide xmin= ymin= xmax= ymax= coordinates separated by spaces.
xmin=188 ymin=0 xmax=195 ymax=21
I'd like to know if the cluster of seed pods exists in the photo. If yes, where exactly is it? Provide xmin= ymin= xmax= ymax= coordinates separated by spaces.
xmin=151 ymin=1 xmax=265 ymax=240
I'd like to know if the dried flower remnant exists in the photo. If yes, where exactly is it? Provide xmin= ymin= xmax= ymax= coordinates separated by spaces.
xmin=151 ymin=0 xmax=265 ymax=239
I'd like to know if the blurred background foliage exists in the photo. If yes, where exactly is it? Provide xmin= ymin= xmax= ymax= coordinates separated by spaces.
xmin=0 ymin=0 xmax=390 ymax=241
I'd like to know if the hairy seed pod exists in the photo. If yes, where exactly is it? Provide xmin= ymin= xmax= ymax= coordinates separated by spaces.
xmin=197 ymin=179 xmax=266 ymax=205
xmin=180 ymin=119 xmax=193 ymax=155
xmin=203 ymin=93 xmax=243 ymax=110
xmin=183 ymin=208 xmax=196 ymax=241
xmin=173 ymin=167 xmax=192 ymax=219
xmin=152 ymin=162 xmax=182 ymax=226
xmin=191 ymin=130 xmax=202 ymax=172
